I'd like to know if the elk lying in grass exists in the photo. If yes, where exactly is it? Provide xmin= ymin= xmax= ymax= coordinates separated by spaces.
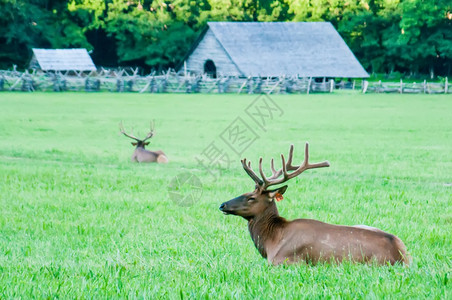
xmin=119 ymin=121 xmax=168 ymax=163
xmin=219 ymin=143 xmax=409 ymax=266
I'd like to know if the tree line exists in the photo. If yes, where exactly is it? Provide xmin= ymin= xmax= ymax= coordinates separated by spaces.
xmin=1 ymin=0 xmax=451 ymax=76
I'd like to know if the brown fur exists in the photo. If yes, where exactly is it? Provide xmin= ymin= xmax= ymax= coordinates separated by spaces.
xmin=220 ymin=187 xmax=409 ymax=266
xmin=131 ymin=146 xmax=168 ymax=163
xmin=220 ymin=143 xmax=409 ymax=266
xmin=120 ymin=122 xmax=168 ymax=163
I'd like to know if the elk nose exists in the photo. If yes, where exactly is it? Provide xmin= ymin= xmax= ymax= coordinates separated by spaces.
xmin=219 ymin=203 xmax=226 ymax=211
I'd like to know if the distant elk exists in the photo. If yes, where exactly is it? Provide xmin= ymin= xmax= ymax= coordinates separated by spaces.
xmin=119 ymin=121 xmax=168 ymax=163
xmin=220 ymin=143 xmax=409 ymax=266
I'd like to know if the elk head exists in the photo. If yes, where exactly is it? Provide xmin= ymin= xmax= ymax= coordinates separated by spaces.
xmin=219 ymin=143 xmax=330 ymax=219
xmin=119 ymin=121 xmax=155 ymax=149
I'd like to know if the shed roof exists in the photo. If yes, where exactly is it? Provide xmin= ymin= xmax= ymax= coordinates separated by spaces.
xmin=197 ymin=22 xmax=368 ymax=78
xmin=30 ymin=48 xmax=96 ymax=71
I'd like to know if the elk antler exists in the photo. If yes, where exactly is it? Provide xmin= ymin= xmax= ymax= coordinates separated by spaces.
xmin=242 ymin=143 xmax=330 ymax=191
xmin=142 ymin=120 xmax=155 ymax=142
xmin=119 ymin=121 xmax=155 ymax=141
xmin=119 ymin=121 xmax=141 ymax=141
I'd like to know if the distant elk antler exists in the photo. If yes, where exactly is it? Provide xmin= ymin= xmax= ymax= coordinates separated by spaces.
xmin=119 ymin=121 xmax=168 ymax=163
xmin=119 ymin=120 xmax=154 ymax=142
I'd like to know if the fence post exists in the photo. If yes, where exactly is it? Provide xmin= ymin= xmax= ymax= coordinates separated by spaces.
xmin=423 ymin=80 xmax=426 ymax=94
xmin=284 ymin=76 xmax=292 ymax=94
xmin=159 ymin=78 xmax=167 ymax=93
xmin=362 ymin=80 xmax=368 ymax=93
xmin=149 ymin=77 xmax=156 ymax=93
xmin=237 ymin=77 xmax=248 ymax=94
xmin=307 ymin=77 xmax=311 ymax=94
xmin=247 ymin=77 xmax=254 ymax=94
xmin=329 ymin=79 xmax=334 ymax=93
xmin=116 ymin=79 xmax=124 ymax=92
xmin=126 ymin=80 xmax=134 ymax=92
xmin=254 ymin=77 xmax=262 ymax=94
xmin=399 ymin=79 xmax=403 ymax=93
xmin=445 ymin=77 xmax=448 ymax=94
xmin=223 ymin=77 xmax=231 ymax=93
xmin=21 ymin=75 xmax=35 ymax=92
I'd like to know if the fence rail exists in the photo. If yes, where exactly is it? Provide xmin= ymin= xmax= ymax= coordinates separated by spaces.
xmin=0 ymin=69 xmax=450 ymax=94
xmin=362 ymin=78 xmax=450 ymax=94
xmin=0 ymin=69 xmax=335 ymax=94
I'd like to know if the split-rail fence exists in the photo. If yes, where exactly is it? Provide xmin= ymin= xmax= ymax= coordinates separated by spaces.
xmin=0 ymin=68 xmax=450 ymax=94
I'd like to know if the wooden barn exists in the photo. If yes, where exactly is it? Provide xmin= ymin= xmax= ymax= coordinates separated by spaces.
xmin=182 ymin=22 xmax=369 ymax=78
xmin=29 ymin=48 xmax=96 ymax=72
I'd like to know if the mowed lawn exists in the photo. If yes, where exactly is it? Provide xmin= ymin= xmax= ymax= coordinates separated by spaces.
xmin=0 ymin=92 xmax=450 ymax=298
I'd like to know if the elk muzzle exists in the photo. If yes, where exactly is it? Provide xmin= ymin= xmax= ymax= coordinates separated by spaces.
xmin=219 ymin=195 xmax=247 ymax=215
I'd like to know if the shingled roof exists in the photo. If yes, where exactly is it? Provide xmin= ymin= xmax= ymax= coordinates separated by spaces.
xmin=184 ymin=22 xmax=369 ymax=78
xmin=29 ymin=48 xmax=96 ymax=71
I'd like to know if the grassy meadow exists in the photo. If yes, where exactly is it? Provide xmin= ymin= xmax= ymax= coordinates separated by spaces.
xmin=0 ymin=92 xmax=450 ymax=298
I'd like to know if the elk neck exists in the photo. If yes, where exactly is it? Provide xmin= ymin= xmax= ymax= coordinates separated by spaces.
xmin=247 ymin=202 xmax=287 ymax=258
xmin=135 ymin=144 xmax=147 ymax=151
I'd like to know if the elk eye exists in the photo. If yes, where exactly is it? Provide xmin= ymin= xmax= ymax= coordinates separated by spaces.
xmin=248 ymin=197 xmax=255 ymax=202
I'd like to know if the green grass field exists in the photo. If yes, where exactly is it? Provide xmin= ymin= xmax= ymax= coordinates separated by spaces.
xmin=0 ymin=92 xmax=450 ymax=298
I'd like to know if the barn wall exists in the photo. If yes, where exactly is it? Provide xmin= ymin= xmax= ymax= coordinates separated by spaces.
xmin=185 ymin=29 xmax=242 ymax=76
xmin=28 ymin=55 xmax=40 ymax=69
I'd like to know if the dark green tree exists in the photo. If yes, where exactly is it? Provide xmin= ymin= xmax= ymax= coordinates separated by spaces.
xmin=395 ymin=0 xmax=452 ymax=76
xmin=0 ymin=0 xmax=450 ymax=74
xmin=0 ymin=0 xmax=90 ymax=69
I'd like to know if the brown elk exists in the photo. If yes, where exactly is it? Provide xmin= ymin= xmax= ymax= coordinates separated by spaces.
xmin=119 ymin=121 xmax=168 ymax=163
xmin=219 ymin=143 xmax=409 ymax=266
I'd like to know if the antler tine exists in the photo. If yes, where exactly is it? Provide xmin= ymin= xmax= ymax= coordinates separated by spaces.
xmin=286 ymin=144 xmax=294 ymax=168
xmin=304 ymin=142 xmax=330 ymax=168
xmin=143 ymin=120 xmax=155 ymax=141
xmin=281 ymin=153 xmax=287 ymax=176
xmin=259 ymin=154 xmax=286 ymax=188
xmin=119 ymin=121 xmax=125 ymax=133
xmin=267 ymin=158 xmax=283 ymax=180
xmin=241 ymin=158 xmax=263 ymax=186
xmin=284 ymin=142 xmax=330 ymax=181
xmin=258 ymin=157 xmax=268 ymax=185
xmin=303 ymin=142 xmax=309 ymax=165
xmin=286 ymin=144 xmax=299 ymax=171
xmin=241 ymin=143 xmax=329 ymax=190
xmin=119 ymin=121 xmax=140 ymax=141
xmin=258 ymin=143 xmax=330 ymax=189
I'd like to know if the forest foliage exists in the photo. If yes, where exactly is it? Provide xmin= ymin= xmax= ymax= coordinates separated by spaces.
xmin=0 ymin=0 xmax=451 ymax=75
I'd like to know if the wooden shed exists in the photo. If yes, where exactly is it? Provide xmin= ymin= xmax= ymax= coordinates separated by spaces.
xmin=29 ymin=48 xmax=96 ymax=72
xmin=182 ymin=22 xmax=369 ymax=78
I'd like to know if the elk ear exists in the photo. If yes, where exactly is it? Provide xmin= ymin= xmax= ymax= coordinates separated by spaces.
xmin=144 ymin=142 xmax=150 ymax=146
xmin=131 ymin=142 xmax=137 ymax=146
xmin=267 ymin=185 xmax=288 ymax=201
